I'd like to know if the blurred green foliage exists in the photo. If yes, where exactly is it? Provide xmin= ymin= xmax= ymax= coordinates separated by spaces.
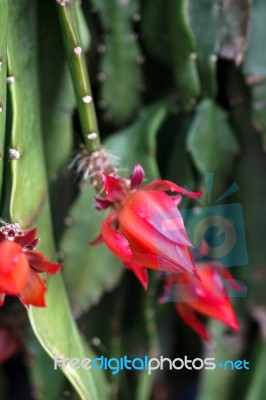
xmin=0 ymin=0 xmax=266 ymax=399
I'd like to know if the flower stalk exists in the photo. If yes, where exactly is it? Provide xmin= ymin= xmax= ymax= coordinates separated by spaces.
xmin=56 ymin=0 xmax=101 ymax=152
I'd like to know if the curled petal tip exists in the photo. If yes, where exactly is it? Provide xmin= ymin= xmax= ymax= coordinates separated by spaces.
xmin=94 ymin=197 xmax=113 ymax=210
xmin=130 ymin=164 xmax=145 ymax=189
xmin=101 ymin=173 xmax=127 ymax=202
xmin=89 ymin=234 xmax=103 ymax=246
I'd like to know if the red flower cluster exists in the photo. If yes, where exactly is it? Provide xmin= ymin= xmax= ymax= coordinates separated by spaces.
xmin=91 ymin=164 xmax=202 ymax=289
xmin=0 ymin=223 xmax=62 ymax=307
xmin=92 ymin=164 xmax=241 ymax=340
xmin=161 ymin=262 xmax=243 ymax=342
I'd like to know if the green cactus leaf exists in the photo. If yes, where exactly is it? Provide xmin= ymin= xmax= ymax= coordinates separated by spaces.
xmin=243 ymin=0 xmax=266 ymax=77
xmin=105 ymin=102 xmax=167 ymax=180
xmin=7 ymin=2 xmax=102 ymax=399
xmin=141 ymin=0 xmax=171 ymax=64
xmin=90 ymin=0 xmax=138 ymax=28
xmin=74 ymin=2 xmax=91 ymax=51
xmin=0 ymin=0 xmax=7 ymax=196
xmin=39 ymin=1 xmax=75 ymax=177
xmin=158 ymin=113 xmax=196 ymax=208
xmin=99 ymin=32 xmax=143 ymax=124
xmin=190 ymin=0 xmax=218 ymax=98
xmin=169 ymin=0 xmax=200 ymax=106
xmin=187 ymin=99 xmax=239 ymax=176
xmin=29 ymin=338 xmax=65 ymax=400
xmin=250 ymin=79 xmax=266 ymax=149
xmin=92 ymin=0 xmax=143 ymax=123
xmin=60 ymin=184 xmax=124 ymax=313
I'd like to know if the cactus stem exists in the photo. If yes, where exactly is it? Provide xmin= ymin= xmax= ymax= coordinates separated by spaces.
xmin=9 ymin=148 xmax=20 ymax=160
xmin=6 ymin=76 xmax=15 ymax=84
xmin=57 ymin=1 xmax=101 ymax=152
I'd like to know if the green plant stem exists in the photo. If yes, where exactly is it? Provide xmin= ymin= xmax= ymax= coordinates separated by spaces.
xmin=56 ymin=1 xmax=100 ymax=152
xmin=136 ymin=272 xmax=160 ymax=400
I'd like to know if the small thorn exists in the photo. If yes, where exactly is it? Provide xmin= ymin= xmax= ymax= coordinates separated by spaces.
xmin=9 ymin=148 xmax=20 ymax=160
xmin=97 ymin=72 xmax=106 ymax=82
xmin=0 ymin=58 xmax=2 ymax=71
xmin=210 ymin=54 xmax=217 ymax=62
xmin=190 ymin=52 xmax=197 ymax=60
xmin=56 ymin=0 xmax=70 ymax=6
xmin=131 ymin=33 xmax=139 ymax=41
xmin=74 ymin=46 xmax=82 ymax=55
xmin=138 ymin=83 xmax=147 ymax=92
xmin=64 ymin=216 xmax=73 ymax=226
xmin=0 ymin=104 xmax=3 ymax=113
xmin=91 ymin=337 xmax=101 ymax=346
xmin=137 ymin=55 xmax=145 ymax=64
xmin=98 ymin=100 xmax=107 ymax=109
xmin=91 ymin=296 xmax=100 ymax=306
xmin=103 ymin=114 xmax=112 ymax=122
xmin=97 ymin=44 xmax=106 ymax=54
xmin=7 ymin=76 xmax=15 ymax=84
xmin=132 ymin=13 xmax=141 ymax=22
xmin=82 ymin=95 xmax=92 ymax=104
xmin=57 ymin=250 xmax=65 ymax=261
xmin=87 ymin=132 xmax=98 ymax=140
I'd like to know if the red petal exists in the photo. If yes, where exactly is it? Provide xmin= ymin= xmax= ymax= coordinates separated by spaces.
xmin=19 ymin=270 xmax=47 ymax=307
xmin=175 ymin=303 xmax=211 ymax=342
xmin=132 ymin=252 xmax=196 ymax=275
xmin=130 ymin=164 xmax=145 ymax=189
xmin=14 ymin=228 xmax=38 ymax=248
xmin=101 ymin=212 xmax=132 ymax=261
xmin=102 ymin=173 xmax=127 ymax=202
xmin=123 ymin=260 xmax=148 ymax=290
xmin=118 ymin=205 xmax=197 ymax=275
xmin=124 ymin=190 xmax=192 ymax=246
xmin=143 ymin=179 xmax=203 ymax=199
xmin=0 ymin=241 xmax=30 ymax=295
xmin=177 ymin=266 xmax=240 ymax=331
xmin=27 ymin=251 xmax=62 ymax=275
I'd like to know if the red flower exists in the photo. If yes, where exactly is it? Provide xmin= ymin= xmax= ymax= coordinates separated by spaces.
xmin=161 ymin=262 xmax=244 ymax=342
xmin=0 ymin=223 xmax=62 ymax=307
xmin=91 ymin=164 xmax=202 ymax=289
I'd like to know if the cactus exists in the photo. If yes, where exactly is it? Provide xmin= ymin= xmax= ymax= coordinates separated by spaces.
xmin=0 ymin=0 xmax=266 ymax=399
